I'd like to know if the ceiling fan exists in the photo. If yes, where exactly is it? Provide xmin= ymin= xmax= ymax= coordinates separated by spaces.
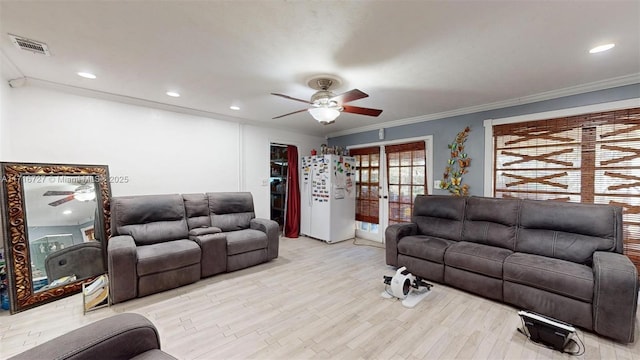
xmin=271 ymin=77 xmax=383 ymax=124
xmin=43 ymin=184 xmax=96 ymax=207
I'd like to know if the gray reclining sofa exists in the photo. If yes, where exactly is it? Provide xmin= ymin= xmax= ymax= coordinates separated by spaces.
xmin=9 ymin=313 xmax=176 ymax=359
xmin=385 ymin=195 xmax=638 ymax=343
xmin=108 ymin=192 xmax=279 ymax=304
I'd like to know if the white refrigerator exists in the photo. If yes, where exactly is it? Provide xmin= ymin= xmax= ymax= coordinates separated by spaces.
xmin=300 ymin=155 xmax=356 ymax=243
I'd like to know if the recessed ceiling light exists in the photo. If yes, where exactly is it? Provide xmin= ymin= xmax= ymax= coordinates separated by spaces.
xmin=63 ymin=210 xmax=72 ymax=215
xmin=589 ymin=43 xmax=615 ymax=54
xmin=77 ymin=72 xmax=96 ymax=79
xmin=230 ymin=105 xmax=240 ymax=111
xmin=166 ymin=91 xmax=180 ymax=97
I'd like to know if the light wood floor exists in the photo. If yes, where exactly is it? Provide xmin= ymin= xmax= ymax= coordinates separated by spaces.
xmin=1 ymin=236 xmax=639 ymax=359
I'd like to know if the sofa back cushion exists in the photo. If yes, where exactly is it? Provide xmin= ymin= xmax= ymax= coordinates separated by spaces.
xmin=111 ymin=194 xmax=188 ymax=245
xmin=411 ymin=195 xmax=466 ymax=241
xmin=517 ymin=200 xmax=620 ymax=264
xmin=207 ymin=192 xmax=255 ymax=231
xmin=462 ymin=196 xmax=519 ymax=250
xmin=182 ymin=193 xmax=211 ymax=230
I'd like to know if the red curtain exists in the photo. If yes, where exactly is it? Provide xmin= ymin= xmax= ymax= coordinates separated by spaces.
xmin=284 ymin=145 xmax=300 ymax=238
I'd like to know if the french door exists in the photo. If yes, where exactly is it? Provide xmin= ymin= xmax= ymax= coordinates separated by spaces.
xmin=351 ymin=137 xmax=432 ymax=242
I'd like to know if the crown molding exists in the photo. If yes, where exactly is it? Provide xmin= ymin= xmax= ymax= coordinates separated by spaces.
xmin=326 ymin=73 xmax=640 ymax=139
xmin=0 ymin=49 xmax=25 ymax=81
xmin=19 ymin=77 xmax=318 ymax=136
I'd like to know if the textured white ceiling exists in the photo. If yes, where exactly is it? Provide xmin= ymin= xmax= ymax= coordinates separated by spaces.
xmin=1 ymin=1 xmax=639 ymax=137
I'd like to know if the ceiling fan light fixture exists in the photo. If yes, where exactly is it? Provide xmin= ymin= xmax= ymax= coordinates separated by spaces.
xmin=74 ymin=184 xmax=96 ymax=202
xmin=589 ymin=43 xmax=615 ymax=54
xmin=308 ymin=107 xmax=340 ymax=124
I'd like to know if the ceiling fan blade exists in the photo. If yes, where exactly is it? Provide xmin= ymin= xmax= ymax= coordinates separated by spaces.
xmin=342 ymin=105 xmax=383 ymax=117
xmin=271 ymin=93 xmax=311 ymax=104
xmin=272 ymin=108 xmax=309 ymax=119
xmin=48 ymin=195 xmax=75 ymax=207
xmin=43 ymin=190 xmax=74 ymax=196
xmin=331 ymin=89 xmax=368 ymax=104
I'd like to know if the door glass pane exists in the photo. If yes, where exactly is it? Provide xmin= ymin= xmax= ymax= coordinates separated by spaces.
xmin=361 ymin=169 xmax=369 ymax=183
xmin=361 ymin=185 xmax=369 ymax=199
xmin=401 ymin=151 xmax=412 ymax=166
xmin=389 ymin=202 xmax=400 ymax=219
xmin=388 ymin=153 xmax=399 ymax=166
xmin=360 ymin=155 xmax=369 ymax=167
xmin=370 ymin=168 xmax=379 ymax=183
xmin=400 ymin=186 xmax=412 ymax=203
xmin=412 ymin=167 xmax=425 ymax=184
xmin=400 ymin=204 xmax=412 ymax=222
xmin=388 ymin=185 xmax=400 ymax=202
xmin=388 ymin=167 xmax=400 ymax=184
xmin=413 ymin=186 xmax=425 ymax=197
xmin=371 ymin=154 xmax=380 ymax=167
xmin=400 ymin=167 xmax=411 ymax=184
xmin=413 ymin=150 xmax=426 ymax=166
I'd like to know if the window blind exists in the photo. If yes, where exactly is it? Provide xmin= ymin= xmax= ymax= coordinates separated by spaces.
xmin=386 ymin=141 xmax=427 ymax=224
xmin=351 ymin=147 xmax=380 ymax=223
xmin=493 ymin=107 xmax=640 ymax=275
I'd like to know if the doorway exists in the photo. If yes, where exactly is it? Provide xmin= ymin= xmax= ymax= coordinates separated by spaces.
xmin=350 ymin=136 xmax=433 ymax=243
xmin=270 ymin=144 xmax=288 ymax=230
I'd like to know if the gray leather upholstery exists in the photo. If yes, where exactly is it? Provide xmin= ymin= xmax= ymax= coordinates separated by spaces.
xmin=45 ymin=242 xmax=104 ymax=282
xmin=518 ymin=200 xmax=617 ymax=264
xmin=112 ymin=194 xmax=189 ymax=245
xmin=411 ymin=195 xmax=465 ymax=241
xmin=202 ymin=192 xmax=280 ymax=270
xmin=108 ymin=192 xmax=280 ymax=304
xmin=208 ymin=192 xmax=255 ymax=231
xmin=9 ymin=313 xmax=176 ymax=360
xmin=183 ymin=193 xmax=211 ymax=229
xmin=385 ymin=194 xmax=637 ymax=343
xmin=462 ymin=196 xmax=519 ymax=250
xmin=108 ymin=194 xmax=201 ymax=304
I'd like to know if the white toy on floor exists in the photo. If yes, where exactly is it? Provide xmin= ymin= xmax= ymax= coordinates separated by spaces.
xmin=381 ymin=266 xmax=433 ymax=308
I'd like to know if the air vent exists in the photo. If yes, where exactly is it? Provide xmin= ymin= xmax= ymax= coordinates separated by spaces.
xmin=8 ymin=34 xmax=50 ymax=56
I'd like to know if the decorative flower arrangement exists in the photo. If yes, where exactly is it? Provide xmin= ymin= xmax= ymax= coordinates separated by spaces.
xmin=441 ymin=126 xmax=471 ymax=196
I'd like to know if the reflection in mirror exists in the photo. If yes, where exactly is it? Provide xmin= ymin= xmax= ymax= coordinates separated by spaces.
xmin=22 ymin=176 xmax=104 ymax=293
xmin=0 ymin=163 xmax=111 ymax=313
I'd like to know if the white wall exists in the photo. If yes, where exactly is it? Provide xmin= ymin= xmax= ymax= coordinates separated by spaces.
xmin=242 ymin=124 xmax=324 ymax=218
xmin=1 ymin=85 xmax=324 ymax=218
xmin=0 ymin=82 xmax=9 ymax=158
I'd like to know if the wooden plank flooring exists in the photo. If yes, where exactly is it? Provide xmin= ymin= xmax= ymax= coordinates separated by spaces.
xmin=1 ymin=236 xmax=639 ymax=359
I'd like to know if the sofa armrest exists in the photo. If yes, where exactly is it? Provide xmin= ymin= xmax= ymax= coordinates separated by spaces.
xmin=385 ymin=223 xmax=417 ymax=266
xmin=189 ymin=226 xmax=222 ymax=237
xmin=251 ymin=218 xmax=279 ymax=260
xmin=9 ymin=313 xmax=174 ymax=360
xmin=593 ymin=251 xmax=638 ymax=343
xmin=107 ymin=235 xmax=138 ymax=304
xmin=192 ymin=232 xmax=227 ymax=277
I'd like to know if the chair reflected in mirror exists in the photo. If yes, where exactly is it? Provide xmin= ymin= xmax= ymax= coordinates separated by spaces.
xmin=43 ymin=242 xmax=104 ymax=290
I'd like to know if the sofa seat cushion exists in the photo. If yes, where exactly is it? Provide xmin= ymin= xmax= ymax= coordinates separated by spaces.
xmin=137 ymin=240 xmax=201 ymax=276
xmin=397 ymin=235 xmax=456 ymax=263
xmin=226 ymin=229 xmax=268 ymax=255
xmin=444 ymin=242 xmax=512 ymax=278
xmin=504 ymin=253 xmax=593 ymax=303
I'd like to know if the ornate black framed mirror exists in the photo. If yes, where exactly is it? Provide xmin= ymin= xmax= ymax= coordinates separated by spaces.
xmin=0 ymin=162 xmax=111 ymax=313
